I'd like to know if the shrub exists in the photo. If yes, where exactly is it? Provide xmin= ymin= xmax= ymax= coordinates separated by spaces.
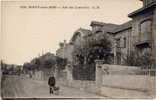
xmin=124 ymin=51 xmax=155 ymax=69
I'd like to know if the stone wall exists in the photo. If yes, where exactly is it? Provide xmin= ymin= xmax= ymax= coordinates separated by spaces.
xmin=59 ymin=61 xmax=155 ymax=97
xmin=32 ymin=71 xmax=44 ymax=80
xmin=101 ymin=64 xmax=156 ymax=97
xmin=101 ymin=64 xmax=141 ymax=75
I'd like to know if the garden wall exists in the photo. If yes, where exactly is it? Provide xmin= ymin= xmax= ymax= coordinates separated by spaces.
xmin=59 ymin=64 xmax=156 ymax=97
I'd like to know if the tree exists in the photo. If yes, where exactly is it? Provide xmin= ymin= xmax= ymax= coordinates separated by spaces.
xmin=44 ymin=59 xmax=56 ymax=69
xmin=72 ymin=34 xmax=112 ymax=80
xmin=56 ymin=56 xmax=67 ymax=71
xmin=73 ymin=34 xmax=112 ymax=66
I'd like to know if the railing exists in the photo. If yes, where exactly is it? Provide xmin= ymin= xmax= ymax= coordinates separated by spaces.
xmin=133 ymin=33 xmax=152 ymax=46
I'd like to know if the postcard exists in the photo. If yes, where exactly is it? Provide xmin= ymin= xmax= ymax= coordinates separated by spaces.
xmin=1 ymin=0 xmax=156 ymax=99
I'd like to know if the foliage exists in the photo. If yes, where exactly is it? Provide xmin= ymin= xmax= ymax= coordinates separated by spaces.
xmin=73 ymin=34 xmax=112 ymax=65
xmin=22 ymin=53 xmax=67 ymax=73
xmin=123 ymin=50 xmax=155 ymax=69
xmin=44 ymin=59 xmax=56 ymax=69
xmin=56 ymin=57 xmax=67 ymax=71
xmin=1 ymin=62 xmax=22 ymax=75
xmin=72 ymin=34 xmax=112 ymax=80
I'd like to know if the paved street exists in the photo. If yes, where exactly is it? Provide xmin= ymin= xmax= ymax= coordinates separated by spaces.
xmin=2 ymin=75 xmax=155 ymax=98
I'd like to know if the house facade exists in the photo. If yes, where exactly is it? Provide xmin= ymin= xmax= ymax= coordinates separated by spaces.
xmin=112 ymin=0 xmax=156 ymax=64
xmin=56 ymin=28 xmax=91 ymax=64
xmin=56 ymin=0 xmax=156 ymax=65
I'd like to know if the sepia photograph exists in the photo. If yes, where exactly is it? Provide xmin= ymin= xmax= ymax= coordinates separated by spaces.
xmin=0 ymin=0 xmax=156 ymax=99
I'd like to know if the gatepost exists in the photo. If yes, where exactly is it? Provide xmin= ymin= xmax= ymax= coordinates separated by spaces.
xmin=95 ymin=60 xmax=104 ymax=94
xmin=66 ymin=64 xmax=73 ymax=86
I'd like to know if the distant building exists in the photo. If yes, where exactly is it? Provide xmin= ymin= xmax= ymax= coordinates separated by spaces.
xmin=56 ymin=40 xmax=74 ymax=63
xmin=56 ymin=28 xmax=91 ymax=64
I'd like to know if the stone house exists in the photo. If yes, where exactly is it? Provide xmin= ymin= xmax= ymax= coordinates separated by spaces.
xmin=56 ymin=0 xmax=156 ymax=65
xmin=56 ymin=22 xmax=120 ymax=65
xmin=110 ymin=21 xmax=133 ymax=65
xmin=56 ymin=28 xmax=91 ymax=64
xmin=110 ymin=0 xmax=156 ymax=64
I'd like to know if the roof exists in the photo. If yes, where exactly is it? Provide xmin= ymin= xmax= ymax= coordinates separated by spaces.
xmin=70 ymin=28 xmax=91 ymax=42
xmin=107 ymin=21 xmax=132 ymax=34
xmin=128 ymin=2 xmax=156 ymax=17
xmin=90 ymin=21 xmax=106 ymax=26
xmin=78 ymin=28 xmax=91 ymax=35
xmin=113 ymin=21 xmax=132 ymax=33
xmin=102 ymin=23 xmax=119 ymax=33
xmin=90 ymin=21 xmax=119 ymax=33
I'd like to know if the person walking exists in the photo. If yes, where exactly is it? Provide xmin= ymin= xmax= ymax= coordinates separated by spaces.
xmin=48 ymin=75 xmax=56 ymax=94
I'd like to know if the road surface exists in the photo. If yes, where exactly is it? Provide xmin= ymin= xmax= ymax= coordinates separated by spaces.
xmin=1 ymin=75 xmax=105 ymax=98
xmin=2 ymin=75 xmax=155 ymax=98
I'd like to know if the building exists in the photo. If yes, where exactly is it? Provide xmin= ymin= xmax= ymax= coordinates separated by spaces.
xmin=92 ymin=0 xmax=156 ymax=65
xmin=56 ymin=40 xmax=74 ymax=63
xmin=110 ymin=21 xmax=133 ymax=64
xmin=56 ymin=28 xmax=91 ymax=64
xmin=111 ymin=0 xmax=156 ymax=64
xmin=56 ymin=0 xmax=156 ymax=65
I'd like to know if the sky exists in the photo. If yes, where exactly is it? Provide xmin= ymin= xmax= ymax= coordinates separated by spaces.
xmin=1 ymin=0 xmax=142 ymax=65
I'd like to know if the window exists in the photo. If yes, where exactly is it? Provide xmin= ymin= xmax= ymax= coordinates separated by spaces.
xmin=116 ymin=38 xmax=120 ymax=48
xmin=140 ymin=20 xmax=152 ymax=41
xmin=124 ymin=37 xmax=126 ymax=48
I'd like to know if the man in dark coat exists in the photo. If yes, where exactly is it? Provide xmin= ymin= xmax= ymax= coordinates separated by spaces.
xmin=48 ymin=76 xmax=56 ymax=94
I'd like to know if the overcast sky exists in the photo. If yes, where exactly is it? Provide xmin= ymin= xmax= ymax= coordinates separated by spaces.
xmin=1 ymin=0 xmax=142 ymax=65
